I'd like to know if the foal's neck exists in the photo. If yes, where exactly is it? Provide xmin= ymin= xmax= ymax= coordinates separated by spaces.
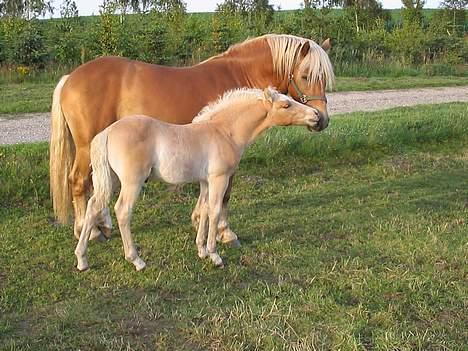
xmin=214 ymin=102 xmax=270 ymax=152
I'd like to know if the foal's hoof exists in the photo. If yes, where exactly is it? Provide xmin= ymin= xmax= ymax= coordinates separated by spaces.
xmin=198 ymin=247 xmax=208 ymax=259
xmin=132 ymin=257 xmax=146 ymax=271
xmin=76 ymin=262 xmax=89 ymax=272
xmin=209 ymin=253 xmax=224 ymax=268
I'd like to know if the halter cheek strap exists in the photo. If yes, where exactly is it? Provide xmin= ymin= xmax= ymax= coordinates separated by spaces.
xmin=288 ymin=74 xmax=327 ymax=104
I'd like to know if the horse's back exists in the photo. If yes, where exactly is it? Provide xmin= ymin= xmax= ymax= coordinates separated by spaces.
xmin=60 ymin=57 xmax=206 ymax=148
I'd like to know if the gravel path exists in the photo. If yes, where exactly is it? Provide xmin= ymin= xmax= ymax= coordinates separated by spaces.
xmin=1 ymin=86 xmax=467 ymax=145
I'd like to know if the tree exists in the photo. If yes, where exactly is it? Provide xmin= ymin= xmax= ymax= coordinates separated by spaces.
xmin=401 ymin=0 xmax=425 ymax=25
xmin=0 ymin=0 xmax=53 ymax=18
xmin=440 ymin=0 xmax=467 ymax=35
xmin=53 ymin=0 xmax=81 ymax=65
xmin=341 ymin=0 xmax=388 ymax=32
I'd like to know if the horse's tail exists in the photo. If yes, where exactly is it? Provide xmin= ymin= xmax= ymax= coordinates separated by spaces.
xmin=49 ymin=74 xmax=74 ymax=224
xmin=90 ymin=129 xmax=113 ymax=210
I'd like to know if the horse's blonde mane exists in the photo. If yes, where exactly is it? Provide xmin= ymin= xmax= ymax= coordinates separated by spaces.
xmin=265 ymin=34 xmax=335 ymax=89
xmin=202 ymin=34 xmax=335 ymax=89
xmin=193 ymin=88 xmax=268 ymax=123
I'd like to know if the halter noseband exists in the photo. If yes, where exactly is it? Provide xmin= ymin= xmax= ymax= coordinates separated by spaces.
xmin=288 ymin=74 xmax=327 ymax=104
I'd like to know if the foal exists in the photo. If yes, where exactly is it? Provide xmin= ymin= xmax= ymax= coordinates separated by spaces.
xmin=75 ymin=87 xmax=322 ymax=271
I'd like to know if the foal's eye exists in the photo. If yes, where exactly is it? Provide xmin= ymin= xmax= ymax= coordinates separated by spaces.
xmin=301 ymin=76 xmax=308 ymax=80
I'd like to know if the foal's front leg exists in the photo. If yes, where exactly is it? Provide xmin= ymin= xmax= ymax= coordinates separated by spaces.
xmin=207 ymin=175 xmax=230 ymax=267
xmin=195 ymin=181 xmax=209 ymax=259
xmin=192 ymin=176 xmax=240 ymax=247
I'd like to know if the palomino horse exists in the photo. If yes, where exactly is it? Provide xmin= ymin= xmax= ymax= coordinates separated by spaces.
xmin=75 ymin=87 xmax=325 ymax=271
xmin=50 ymin=34 xmax=335 ymax=244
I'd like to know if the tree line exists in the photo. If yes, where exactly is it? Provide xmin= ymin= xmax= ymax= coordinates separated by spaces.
xmin=0 ymin=0 xmax=466 ymax=77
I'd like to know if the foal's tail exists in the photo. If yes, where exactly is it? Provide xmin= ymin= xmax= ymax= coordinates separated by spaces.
xmin=89 ymin=129 xmax=113 ymax=210
xmin=50 ymin=75 xmax=74 ymax=224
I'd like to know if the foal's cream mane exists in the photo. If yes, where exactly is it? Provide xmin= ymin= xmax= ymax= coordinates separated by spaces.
xmin=203 ymin=34 xmax=335 ymax=89
xmin=193 ymin=88 xmax=275 ymax=123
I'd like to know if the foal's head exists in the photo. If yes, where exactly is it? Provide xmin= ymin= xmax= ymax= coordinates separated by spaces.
xmin=262 ymin=87 xmax=325 ymax=132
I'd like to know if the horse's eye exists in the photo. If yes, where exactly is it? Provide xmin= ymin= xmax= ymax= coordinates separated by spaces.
xmin=301 ymin=76 xmax=308 ymax=80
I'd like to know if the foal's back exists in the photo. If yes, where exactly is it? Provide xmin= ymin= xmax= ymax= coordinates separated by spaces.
xmin=105 ymin=115 xmax=231 ymax=185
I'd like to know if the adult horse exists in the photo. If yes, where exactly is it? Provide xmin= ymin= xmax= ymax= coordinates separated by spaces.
xmin=50 ymin=34 xmax=335 ymax=243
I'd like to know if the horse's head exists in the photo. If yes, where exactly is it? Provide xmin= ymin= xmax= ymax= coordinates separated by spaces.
xmin=286 ymin=39 xmax=333 ymax=131
xmin=262 ymin=87 xmax=324 ymax=132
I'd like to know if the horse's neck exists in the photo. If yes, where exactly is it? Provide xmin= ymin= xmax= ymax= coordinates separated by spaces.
xmin=213 ymin=102 xmax=270 ymax=152
xmin=195 ymin=42 xmax=285 ymax=93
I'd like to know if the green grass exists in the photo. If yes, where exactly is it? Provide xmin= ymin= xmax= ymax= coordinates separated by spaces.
xmin=1 ymin=76 xmax=467 ymax=115
xmin=0 ymin=82 xmax=56 ymax=114
xmin=1 ymin=103 xmax=467 ymax=350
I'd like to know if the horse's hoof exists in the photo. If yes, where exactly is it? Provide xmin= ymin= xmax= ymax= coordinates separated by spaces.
xmin=224 ymin=239 xmax=241 ymax=248
xmin=96 ymin=233 xmax=109 ymax=242
xmin=100 ymin=226 xmax=112 ymax=239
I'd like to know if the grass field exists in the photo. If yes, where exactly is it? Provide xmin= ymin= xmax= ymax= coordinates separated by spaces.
xmin=1 ymin=103 xmax=467 ymax=350
xmin=1 ymin=76 xmax=467 ymax=115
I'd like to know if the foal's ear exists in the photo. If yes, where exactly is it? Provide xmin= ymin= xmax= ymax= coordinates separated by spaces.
xmin=263 ymin=88 xmax=274 ymax=104
xmin=321 ymin=38 xmax=331 ymax=53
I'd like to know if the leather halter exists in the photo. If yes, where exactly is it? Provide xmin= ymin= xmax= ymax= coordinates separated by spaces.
xmin=288 ymin=74 xmax=327 ymax=104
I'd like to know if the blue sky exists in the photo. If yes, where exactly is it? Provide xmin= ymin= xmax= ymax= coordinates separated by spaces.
xmin=67 ymin=0 xmax=443 ymax=17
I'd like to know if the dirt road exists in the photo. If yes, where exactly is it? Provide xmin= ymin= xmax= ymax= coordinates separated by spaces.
xmin=1 ymin=85 xmax=467 ymax=145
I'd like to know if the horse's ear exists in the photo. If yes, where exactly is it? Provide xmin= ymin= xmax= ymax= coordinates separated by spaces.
xmin=263 ymin=88 xmax=274 ymax=103
xmin=321 ymin=38 xmax=331 ymax=53
xmin=300 ymin=41 xmax=310 ymax=58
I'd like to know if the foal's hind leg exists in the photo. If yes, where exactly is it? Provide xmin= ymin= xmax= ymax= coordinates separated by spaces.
xmin=74 ymin=196 xmax=103 ymax=271
xmin=114 ymin=181 xmax=146 ymax=271
xmin=70 ymin=146 xmax=112 ymax=241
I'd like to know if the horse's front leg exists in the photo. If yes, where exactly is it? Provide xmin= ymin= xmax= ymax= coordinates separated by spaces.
xmin=217 ymin=175 xmax=240 ymax=247
xmin=207 ymin=175 xmax=230 ymax=267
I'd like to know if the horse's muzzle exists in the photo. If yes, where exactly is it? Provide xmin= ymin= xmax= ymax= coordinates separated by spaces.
xmin=308 ymin=110 xmax=329 ymax=132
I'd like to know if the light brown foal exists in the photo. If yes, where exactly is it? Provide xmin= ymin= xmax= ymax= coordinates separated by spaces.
xmin=74 ymin=87 xmax=327 ymax=271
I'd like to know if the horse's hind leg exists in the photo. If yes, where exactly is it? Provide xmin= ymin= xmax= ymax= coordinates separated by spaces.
xmin=69 ymin=147 xmax=92 ymax=240
xmin=191 ymin=188 xmax=203 ymax=230
xmin=114 ymin=181 xmax=146 ymax=271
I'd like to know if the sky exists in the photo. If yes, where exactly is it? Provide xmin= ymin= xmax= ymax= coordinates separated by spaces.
xmin=67 ymin=0 xmax=443 ymax=17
